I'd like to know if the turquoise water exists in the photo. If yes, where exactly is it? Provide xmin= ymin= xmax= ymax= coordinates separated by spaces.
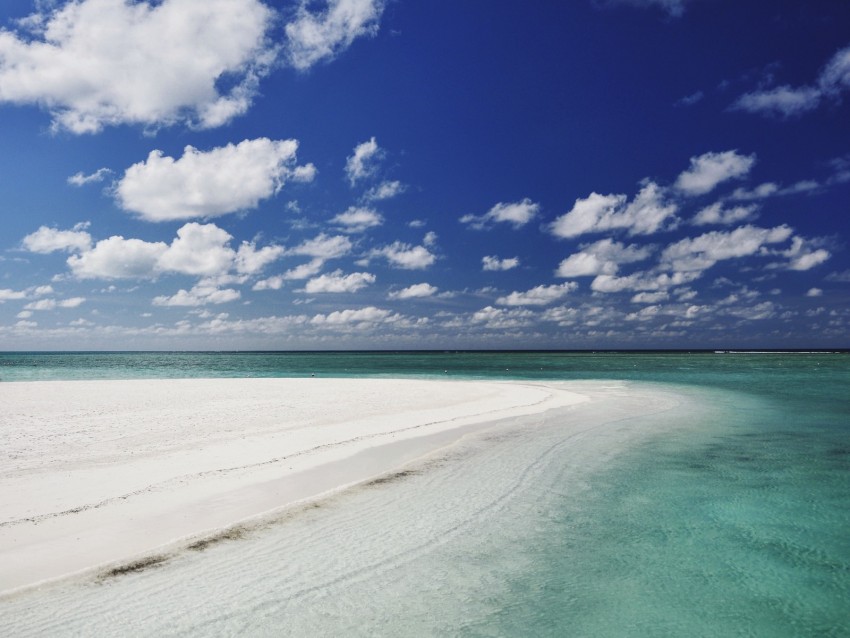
xmin=1 ymin=351 xmax=848 ymax=635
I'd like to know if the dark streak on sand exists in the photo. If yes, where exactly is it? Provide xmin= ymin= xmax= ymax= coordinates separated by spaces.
xmin=364 ymin=469 xmax=419 ymax=487
xmin=99 ymin=555 xmax=169 ymax=581
xmin=187 ymin=527 xmax=248 ymax=552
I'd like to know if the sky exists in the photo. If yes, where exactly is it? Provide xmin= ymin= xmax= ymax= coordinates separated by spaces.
xmin=0 ymin=0 xmax=849 ymax=351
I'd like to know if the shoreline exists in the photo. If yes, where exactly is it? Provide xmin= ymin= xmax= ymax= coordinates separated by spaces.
xmin=1 ymin=377 xmax=591 ymax=596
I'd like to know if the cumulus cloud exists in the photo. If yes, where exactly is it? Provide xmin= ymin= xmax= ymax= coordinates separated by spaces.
xmin=67 ymin=168 xmax=112 ymax=186
xmin=591 ymin=271 xmax=700 ymax=293
xmin=460 ymin=198 xmax=539 ymax=230
xmin=331 ymin=206 xmax=383 ymax=233
xmin=363 ymin=180 xmax=405 ymax=202
xmin=302 ymin=270 xmax=375 ymax=293
xmin=555 ymin=238 xmax=653 ymax=278
xmin=310 ymin=305 xmax=401 ymax=327
xmin=469 ymin=306 xmax=535 ymax=329
xmin=370 ymin=241 xmax=436 ymax=269
xmin=115 ymin=138 xmax=315 ymax=222
xmin=153 ymin=282 xmax=240 ymax=307
xmin=550 ymin=182 xmax=677 ymax=239
xmin=23 ymin=296 xmax=86 ymax=310
xmin=64 ymin=222 xmax=281 ymax=280
xmin=156 ymin=223 xmax=235 ymax=276
xmin=692 ymin=202 xmax=758 ymax=226
xmin=285 ymin=0 xmax=385 ymax=71
xmin=482 ymin=256 xmax=520 ymax=271
xmin=252 ymin=275 xmax=285 ymax=291
xmin=235 ymin=242 xmax=285 ymax=275
xmin=0 ymin=0 xmax=276 ymax=133
xmin=732 ymin=44 xmax=850 ymax=118
xmin=660 ymin=224 xmax=793 ymax=273
xmin=345 ymin=137 xmax=382 ymax=185
xmin=674 ymin=150 xmax=755 ymax=196
xmin=777 ymin=237 xmax=831 ymax=271
xmin=388 ymin=283 xmax=438 ymax=299
xmin=631 ymin=291 xmax=669 ymax=304
xmin=0 ymin=289 xmax=28 ymax=302
xmin=496 ymin=282 xmax=578 ymax=306
xmin=288 ymin=233 xmax=353 ymax=260
xmin=68 ymin=235 xmax=167 ymax=279
xmin=283 ymin=258 xmax=326 ymax=280
xmin=22 ymin=223 xmax=92 ymax=253
xmin=806 ymin=288 xmax=823 ymax=297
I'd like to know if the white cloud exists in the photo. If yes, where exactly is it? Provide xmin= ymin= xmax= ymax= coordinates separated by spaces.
xmin=469 ymin=306 xmax=535 ymax=329
xmin=460 ymin=198 xmax=539 ymax=230
xmin=591 ymin=271 xmax=700 ymax=293
xmin=732 ymin=44 xmax=850 ymax=118
xmin=22 ymin=223 xmax=92 ymax=253
xmin=482 ymin=256 xmax=520 ymax=271
xmin=66 ymin=222 xmax=283 ymax=280
xmin=496 ymin=282 xmax=578 ymax=306
xmin=363 ymin=180 xmax=405 ymax=201
xmin=631 ymin=291 xmax=669 ymax=304
xmin=283 ymin=258 xmax=325 ymax=280
xmin=235 ymin=242 xmax=285 ymax=275
xmin=778 ymin=237 xmax=831 ymax=271
xmin=0 ymin=288 xmax=27 ymax=302
xmin=153 ymin=283 xmax=240 ymax=307
xmin=692 ymin=202 xmax=758 ymax=226
xmin=68 ymin=235 xmax=167 ymax=279
xmin=302 ymin=270 xmax=375 ymax=293
xmin=674 ymin=150 xmax=755 ymax=196
xmin=806 ymin=288 xmax=823 ymax=298
xmin=370 ymin=241 xmax=436 ymax=269
xmin=115 ymin=138 xmax=314 ymax=222
xmin=156 ymin=223 xmax=235 ymax=276
xmin=310 ymin=305 xmax=399 ymax=327
xmin=732 ymin=86 xmax=821 ymax=118
xmin=285 ymin=0 xmax=385 ymax=71
xmin=331 ymin=206 xmax=383 ymax=233
xmin=555 ymin=238 xmax=653 ymax=277
xmin=345 ymin=136 xmax=382 ymax=185
xmin=252 ymin=275 xmax=285 ymax=291
xmin=288 ymin=234 xmax=353 ymax=260
xmin=389 ymin=283 xmax=438 ymax=299
xmin=67 ymin=167 xmax=112 ymax=186
xmin=660 ymin=224 xmax=793 ymax=273
xmin=550 ymin=182 xmax=676 ymax=238
xmin=24 ymin=296 xmax=86 ymax=310
xmin=0 ymin=0 xmax=276 ymax=133
xmin=730 ymin=180 xmax=821 ymax=201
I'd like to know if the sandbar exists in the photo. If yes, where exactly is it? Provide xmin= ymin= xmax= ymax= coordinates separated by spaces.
xmin=0 ymin=377 xmax=591 ymax=595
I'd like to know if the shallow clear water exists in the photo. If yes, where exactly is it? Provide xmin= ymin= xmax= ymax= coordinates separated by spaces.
xmin=1 ymin=352 xmax=848 ymax=636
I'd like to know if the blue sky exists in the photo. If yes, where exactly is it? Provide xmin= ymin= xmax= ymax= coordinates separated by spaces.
xmin=1 ymin=0 xmax=849 ymax=350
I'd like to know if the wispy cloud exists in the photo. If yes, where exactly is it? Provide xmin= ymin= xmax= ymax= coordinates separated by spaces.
xmin=731 ymin=44 xmax=850 ymax=118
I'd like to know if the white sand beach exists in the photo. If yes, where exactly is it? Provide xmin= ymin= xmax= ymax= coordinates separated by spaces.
xmin=0 ymin=377 xmax=600 ymax=595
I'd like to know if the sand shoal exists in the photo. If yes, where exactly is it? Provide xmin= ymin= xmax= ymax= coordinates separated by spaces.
xmin=0 ymin=377 xmax=590 ymax=595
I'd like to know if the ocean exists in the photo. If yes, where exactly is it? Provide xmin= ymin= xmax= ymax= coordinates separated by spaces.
xmin=1 ymin=351 xmax=848 ymax=636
